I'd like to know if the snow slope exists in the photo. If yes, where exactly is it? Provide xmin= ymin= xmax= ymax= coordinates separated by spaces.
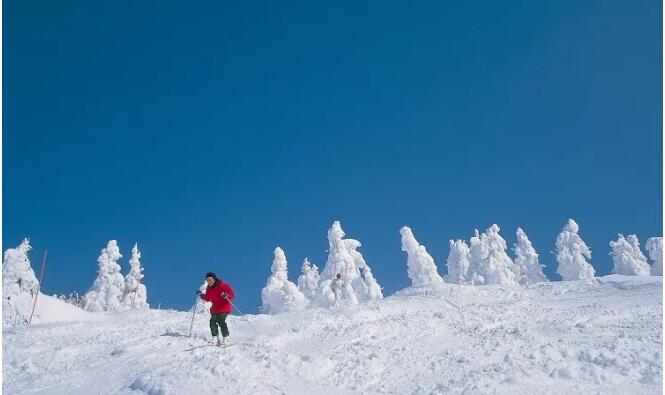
xmin=29 ymin=294 xmax=100 ymax=324
xmin=3 ymin=275 xmax=662 ymax=394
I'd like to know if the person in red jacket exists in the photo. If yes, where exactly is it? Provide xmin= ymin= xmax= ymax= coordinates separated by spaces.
xmin=196 ymin=272 xmax=235 ymax=346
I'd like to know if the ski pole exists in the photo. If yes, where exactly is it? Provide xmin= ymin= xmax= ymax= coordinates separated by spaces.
xmin=28 ymin=250 xmax=48 ymax=325
xmin=224 ymin=296 xmax=256 ymax=327
xmin=225 ymin=296 xmax=245 ymax=316
xmin=188 ymin=296 xmax=198 ymax=337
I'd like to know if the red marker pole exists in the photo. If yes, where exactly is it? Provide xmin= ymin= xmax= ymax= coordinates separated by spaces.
xmin=28 ymin=250 xmax=48 ymax=325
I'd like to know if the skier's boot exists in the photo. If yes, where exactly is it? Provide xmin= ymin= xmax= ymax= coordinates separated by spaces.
xmin=215 ymin=336 xmax=222 ymax=347
xmin=221 ymin=336 xmax=229 ymax=346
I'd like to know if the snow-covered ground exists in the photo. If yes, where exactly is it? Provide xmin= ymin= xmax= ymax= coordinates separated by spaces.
xmin=3 ymin=275 xmax=662 ymax=394
xmin=28 ymin=294 xmax=99 ymax=325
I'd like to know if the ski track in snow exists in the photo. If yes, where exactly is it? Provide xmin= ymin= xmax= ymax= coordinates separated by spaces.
xmin=3 ymin=275 xmax=662 ymax=394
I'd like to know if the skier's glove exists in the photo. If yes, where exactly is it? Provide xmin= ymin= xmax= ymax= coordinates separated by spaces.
xmin=196 ymin=290 xmax=202 ymax=296
xmin=222 ymin=292 xmax=228 ymax=299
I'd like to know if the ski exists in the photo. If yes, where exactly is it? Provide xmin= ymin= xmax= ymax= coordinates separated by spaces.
xmin=183 ymin=342 xmax=235 ymax=352
xmin=183 ymin=344 xmax=214 ymax=351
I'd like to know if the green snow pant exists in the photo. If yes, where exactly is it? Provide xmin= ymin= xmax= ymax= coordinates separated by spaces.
xmin=210 ymin=313 xmax=229 ymax=338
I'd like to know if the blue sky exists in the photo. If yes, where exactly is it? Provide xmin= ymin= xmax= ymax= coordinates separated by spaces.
xmin=4 ymin=0 xmax=662 ymax=312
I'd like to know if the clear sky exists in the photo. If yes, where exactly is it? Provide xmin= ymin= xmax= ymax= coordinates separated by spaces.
xmin=4 ymin=0 xmax=662 ymax=312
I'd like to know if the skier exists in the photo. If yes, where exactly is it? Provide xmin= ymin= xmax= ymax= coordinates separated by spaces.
xmin=196 ymin=272 xmax=235 ymax=346
xmin=330 ymin=273 xmax=344 ymax=302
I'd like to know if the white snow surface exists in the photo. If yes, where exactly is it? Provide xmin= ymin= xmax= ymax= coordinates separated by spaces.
xmin=3 ymin=275 xmax=662 ymax=394
xmin=23 ymin=293 xmax=100 ymax=325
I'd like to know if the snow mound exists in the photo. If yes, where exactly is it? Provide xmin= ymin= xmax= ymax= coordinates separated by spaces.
xmin=29 ymin=294 xmax=100 ymax=324
xmin=3 ymin=276 xmax=662 ymax=394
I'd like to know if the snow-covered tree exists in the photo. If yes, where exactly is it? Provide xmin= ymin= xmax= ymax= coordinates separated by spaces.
xmin=400 ymin=226 xmax=444 ymax=286
xmin=2 ymin=238 xmax=40 ymax=326
xmin=297 ymin=258 xmax=320 ymax=300
xmin=466 ymin=229 xmax=488 ymax=284
xmin=626 ymin=235 xmax=650 ymax=273
xmin=646 ymin=237 xmax=663 ymax=276
xmin=610 ymin=234 xmax=650 ymax=276
xmin=555 ymin=219 xmax=595 ymax=281
xmin=513 ymin=228 xmax=548 ymax=284
xmin=315 ymin=277 xmax=357 ymax=307
xmin=122 ymin=243 xmax=149 ymax=309
xmin=58 ymin=290 xmax=83 ymax=308
xmin=345 ymin=238 xmax=383 ymax=301
xmin=316 ymin=221 xmax=382 ymax=306
xmin=83 ymin=240 xmax=126 ymax=312
xmin=260 ymin=247 xmax=308 ymax=314
xmin=446 ymin=239 xmax=470 ymax=284
xmin=194 ymin=281 xmax=211 ymax=314
xmin=474 ymin=224 xmax=518 ymax=286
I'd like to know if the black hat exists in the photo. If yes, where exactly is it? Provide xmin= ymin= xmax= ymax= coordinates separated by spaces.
xmin=205 ymin=272 xmax=217 ymax=279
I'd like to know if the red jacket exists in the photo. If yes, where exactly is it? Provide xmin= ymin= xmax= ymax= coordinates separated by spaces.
xmin=201 ymin=280 xmax=234 ymax=314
